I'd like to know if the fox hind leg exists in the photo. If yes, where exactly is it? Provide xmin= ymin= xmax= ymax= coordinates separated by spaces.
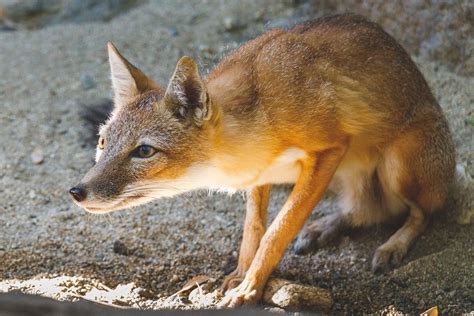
xmin=296 ymin=114 xmax=455 ymax=272
xmin=372 ymin=118 xmax=455 ymax=272
xmin=371 ymin=202 xmax=427 ymax=272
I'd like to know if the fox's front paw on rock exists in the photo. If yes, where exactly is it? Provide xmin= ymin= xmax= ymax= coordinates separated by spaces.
xmin=218 ymin=279 xmax=262 ymax=308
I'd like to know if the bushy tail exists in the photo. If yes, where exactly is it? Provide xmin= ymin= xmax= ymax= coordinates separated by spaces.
xmin=79 ymin=99 xmax=113 ymax=146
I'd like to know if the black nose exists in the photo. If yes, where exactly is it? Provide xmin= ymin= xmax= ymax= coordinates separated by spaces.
xmin=69 ymin=186 xmax=87 ymax=202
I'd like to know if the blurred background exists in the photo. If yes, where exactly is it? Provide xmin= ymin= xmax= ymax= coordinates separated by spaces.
xmin=1 ymin=0 xmax=472 ymax=73
xmin=0 ymin=0 xmax=472 ymax=314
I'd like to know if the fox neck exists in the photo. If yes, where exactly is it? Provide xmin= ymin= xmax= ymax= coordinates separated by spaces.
xmin=181 ymin=114 xmax=304 ymax=192
xmin=185 ymin=99 xmax=259 ymax=191
xmin=178 ymin=83 xmax=292 ymax=191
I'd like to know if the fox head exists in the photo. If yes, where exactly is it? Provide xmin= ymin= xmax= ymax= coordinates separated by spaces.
xmin=69 ymin=43 xmax=219 ymax=213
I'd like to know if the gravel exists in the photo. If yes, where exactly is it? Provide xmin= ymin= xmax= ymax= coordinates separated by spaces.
xmin=0 ymin=0 xmax=472 ymax=314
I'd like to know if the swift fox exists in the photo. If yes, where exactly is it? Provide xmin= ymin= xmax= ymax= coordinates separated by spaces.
xmin=70 ymin=14 xmax=455 ymax=307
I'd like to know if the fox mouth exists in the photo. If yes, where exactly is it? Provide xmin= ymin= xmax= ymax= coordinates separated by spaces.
xmin=71 ymin=181 xmax=188 ymax=213
xmin=75 ymin=194 xmax=150 ymax=214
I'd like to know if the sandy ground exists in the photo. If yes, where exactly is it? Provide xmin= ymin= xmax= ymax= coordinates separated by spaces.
xmin=0 ymin=0 xmax=473 ymax=314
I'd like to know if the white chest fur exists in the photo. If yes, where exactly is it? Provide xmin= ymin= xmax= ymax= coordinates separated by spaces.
xmin=254 ymin=147 xmax=306 ymax=186
xmin=178 ymin=147 xmax=307 ymax=191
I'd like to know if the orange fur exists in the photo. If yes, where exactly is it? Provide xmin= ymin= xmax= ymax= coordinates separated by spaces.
xmin=71 ymin=15 xmax=455 ymax=307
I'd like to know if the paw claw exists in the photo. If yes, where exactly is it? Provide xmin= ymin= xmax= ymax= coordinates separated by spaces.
xmin=218 ymin=279 xmax=261 ymax=308
xmin=371 ymin=250 xmax=390 ymax=273
xmin=372 ymin=246 xmax=406 ymax=273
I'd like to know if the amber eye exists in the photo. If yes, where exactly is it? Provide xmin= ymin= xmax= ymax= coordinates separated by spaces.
xmin=98 ymin=136 xmax=105 ymax=149
xmin=135 ymin=145 xmax=156 ymax=158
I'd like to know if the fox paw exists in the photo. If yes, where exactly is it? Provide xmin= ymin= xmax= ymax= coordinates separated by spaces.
xmin=218 ymin=278 xmax=261 ymax=308
xmin=371 ymin=245 xmax=406 ymax=273
xmin=294 ymin=215 xmax=345 ymax=254
xmin=220 ymin=269 xmax=245 ymax=292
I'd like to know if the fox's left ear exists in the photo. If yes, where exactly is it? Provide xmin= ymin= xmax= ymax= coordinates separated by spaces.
xmin=107 ymin=42 xmax=162 ymax=108
xmin=164 ymin=56 xmax=211 ymax=126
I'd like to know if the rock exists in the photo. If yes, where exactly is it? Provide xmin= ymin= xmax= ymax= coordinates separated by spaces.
xmin=31 ymin=148 xmax=44 ymax=164
xmin=80 ymin=73 xmax=96 ymax=90
xmin=113 ymin=240 xmax=132 ymax=256
xmin=264 ymin=307 xmax=286 ymax=313
xmin=28 ymin=190 xmax=36 ymax=199
xmin=263 ymin=278 xmax=333 ymax=312
xmin=169 ymin=274 xmax=180 ymax=285
xmin=222 ymin=16 xmax=240 ymax=32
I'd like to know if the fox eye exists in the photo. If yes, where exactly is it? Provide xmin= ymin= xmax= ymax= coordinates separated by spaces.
xmin=98 ymin=136 xmax=105 ymax=150
xmin=134 ymin=145 xmax=157 ymax=158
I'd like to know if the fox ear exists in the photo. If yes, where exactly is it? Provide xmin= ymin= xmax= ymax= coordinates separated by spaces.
xmin=107 ymin=42 xmax=161 ymax=107
xmin=164 ymin=56 xmax=211 ymax=125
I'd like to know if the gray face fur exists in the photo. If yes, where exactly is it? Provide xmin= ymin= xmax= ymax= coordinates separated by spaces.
xmin=70 ymin=44 xmax=213 ymax=213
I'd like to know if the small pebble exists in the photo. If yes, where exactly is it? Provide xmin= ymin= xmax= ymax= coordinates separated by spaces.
xmin=170 ymin=274 xmax=179 ymax=283
xmin=31 ymin=148 xmax=44 ymax=164
xmin=350 ymin=255 xmax=357 ymax=264
xmin=223 ymin=16 xmax=239 ymax=32
xmin=265 ymin=307 xmax=286 ymax=313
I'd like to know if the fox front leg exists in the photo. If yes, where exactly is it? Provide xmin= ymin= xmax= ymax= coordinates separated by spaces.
xmin=221 ymin=185 xmax=271 ymax=291
xmin=219 ymin=146 xmax=347 ymax=307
